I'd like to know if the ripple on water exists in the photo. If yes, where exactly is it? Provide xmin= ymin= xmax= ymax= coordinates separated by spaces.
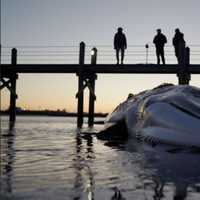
xmin=1 ymin=116 xmax=200 ymax=199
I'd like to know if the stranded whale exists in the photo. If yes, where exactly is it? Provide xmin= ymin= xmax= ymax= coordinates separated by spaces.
xmin=93 ymin=83 xmax=200 ymax=199
xmin=98 ymin=84 xmax=200 ymax=148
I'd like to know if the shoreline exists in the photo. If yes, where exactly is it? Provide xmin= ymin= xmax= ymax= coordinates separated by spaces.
xmin=0 ymin=110 xmax=108 ymax=118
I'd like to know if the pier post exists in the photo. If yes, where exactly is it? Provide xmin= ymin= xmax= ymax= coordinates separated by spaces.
xmin=9 ymin=48 xmax=18 ymax=122
xmin=90 ymin=47 xmax=97 ymax=66
xmin=177 ymin=43 xmax=190 ymax=85
xmin=0 ymin=44 xmax=1 ymax=65
xmin=145 ymin=44 xmax=149 ymax=64
xmin=11 ymin=48 xmax=17 ymax=65
xmin=185 ymin=47 xmax=191 ymax=84
xmin=88 ymin=47 xmax=97 ymax=126
xmin=77 ymin=42 xmax=85 ymax=128
xmin=9 ymin=75 xmax=18 ymax=122
xmin=88 ymin=74 xmax=97 ymax=127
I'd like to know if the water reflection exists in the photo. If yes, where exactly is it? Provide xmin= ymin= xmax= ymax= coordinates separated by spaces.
xmin=151 ymin=180 xmax=188 ymax=200
xmin=111 ymin=187 xmax=126 ymax=200
xmin=73 ymin=130 xmax=95 ymax=200
xmin=74 ymin=130 xmax=126 ymax=200
xmin=2 ymin=116 xmax=200 ymax=199
xmin=1 ymin=122 xmax=16 ymax=195
xmin=126 ymin=138 xmax=200 ymax=200
xmin=150 ymin=179 xmax=164 ymax=200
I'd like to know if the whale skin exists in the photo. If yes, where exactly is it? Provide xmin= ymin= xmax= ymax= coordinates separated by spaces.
xmin=103 ymin=84 xmax=200 ymax=148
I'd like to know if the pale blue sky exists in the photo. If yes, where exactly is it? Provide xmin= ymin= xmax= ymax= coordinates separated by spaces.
xmin=1 ymin=0 xmax=200 ymax=112
xmin=2 ymin=0 xmax=200 ymax=46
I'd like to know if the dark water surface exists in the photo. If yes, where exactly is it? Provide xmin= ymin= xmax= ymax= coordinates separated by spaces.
xmin=1 ymin=116 xmax=200 ymax=200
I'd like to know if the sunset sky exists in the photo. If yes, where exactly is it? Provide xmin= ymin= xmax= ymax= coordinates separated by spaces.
xmin=1 ymin=0 xmax=200 ymax=113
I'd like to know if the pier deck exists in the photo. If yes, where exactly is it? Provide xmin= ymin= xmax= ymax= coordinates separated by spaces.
xmin=2 ymin=64 xmax=200 ymax=75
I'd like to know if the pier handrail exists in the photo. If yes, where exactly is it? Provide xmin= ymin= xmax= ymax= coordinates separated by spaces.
xmin=2 ymin=43 xmax=200 ymax=65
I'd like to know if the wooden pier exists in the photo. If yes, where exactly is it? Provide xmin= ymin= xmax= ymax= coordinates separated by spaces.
xmin=1 ymin=42 xmax=200 ymax=127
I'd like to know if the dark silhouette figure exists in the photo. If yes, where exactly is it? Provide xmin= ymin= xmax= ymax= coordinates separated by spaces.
xmin=173 ymin=28 xmax=185 ymax=64
xmin=114 ymin=27 xmax=127 ymax=65
xmin=153 ymin=29 xmax=167 ymax=65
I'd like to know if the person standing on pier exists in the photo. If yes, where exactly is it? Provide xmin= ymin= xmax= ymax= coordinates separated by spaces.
xmin=153 ymin=29 xmax=167 ymax=65
xmin=114 ymin=27 xmax=127 ymax=65
xmin=173 ymin=28 xmax=185 ymax=64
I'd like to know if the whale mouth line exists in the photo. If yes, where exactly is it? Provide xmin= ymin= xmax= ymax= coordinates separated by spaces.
xmin=169 ymin=102 xmax=200 ymax=120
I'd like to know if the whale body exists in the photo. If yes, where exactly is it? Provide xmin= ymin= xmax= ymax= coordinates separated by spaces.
xmin=95 ymin=84 xmax=200 ymax=198
xmin=101 ymin=84 xmax=200 ymax=148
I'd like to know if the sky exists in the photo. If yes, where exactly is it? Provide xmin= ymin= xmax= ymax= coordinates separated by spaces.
xmin=1 ymin=0 xmax=200 ymax=113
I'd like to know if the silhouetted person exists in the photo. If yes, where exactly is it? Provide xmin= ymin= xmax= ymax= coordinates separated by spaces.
xmin=153 ymin=29 xmax=167 ymax=65
xmin=173 ymin=28 xmax=185 ymax=64
xmin=114 ymin=27 xmax=127 ymax=65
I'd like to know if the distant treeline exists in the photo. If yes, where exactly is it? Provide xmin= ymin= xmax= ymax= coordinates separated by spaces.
xmin=0 ymin=110 xmax=108 ymax=118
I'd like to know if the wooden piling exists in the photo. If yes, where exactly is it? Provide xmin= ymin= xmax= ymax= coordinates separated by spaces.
xmin=79 ymin=42 xmax=85 ymax=65
xmin=91 ymin=47 xmax=97 ymax=65
xmin=178 ymin=43 xmax=190 ymax=85
xmin=77 ymin=42 xmax=85 ymax=128
xmin=9 ymin=75 xmax=17 ymax=122
xmin=0 ymin=44 xmax=1 ymax=65
xmin=88 ymin=74 xmax=97 ymax=127
xmin=184 ymin=47 xmax=191 ymax=84
xmin=11 ymin=48 xmax=17 ymax=65
xmin=9 ymin=48 xmax=18 ymax=122
xmin=88 ymin=47 xmax=97 ymax=126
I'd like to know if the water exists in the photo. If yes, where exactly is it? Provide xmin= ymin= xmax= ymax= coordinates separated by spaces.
xmin=1 ymin=116 xmax=200 ymax=200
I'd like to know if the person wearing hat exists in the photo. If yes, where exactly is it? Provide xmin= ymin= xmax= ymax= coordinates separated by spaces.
xmin=173 ymin=28 xmax=185 ymax=64
xmin=153 ymin=29 xmax=167 ymax=65
xmin=114 ymin=27 xmax=127 ymax=65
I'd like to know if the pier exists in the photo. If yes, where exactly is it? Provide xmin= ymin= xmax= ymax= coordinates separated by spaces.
xmin=1 ymin=42 xmax=200 ymax=127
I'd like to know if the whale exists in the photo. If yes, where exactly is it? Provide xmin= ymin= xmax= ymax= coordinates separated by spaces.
xmin=98 ymin=83 xmax=200 ymax=148
xmin=94 ymin=83 xmax=200 ymax=199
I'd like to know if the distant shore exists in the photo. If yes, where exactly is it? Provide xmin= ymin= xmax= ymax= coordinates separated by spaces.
xmin=0 ymin=110 xmax=108 ymax=118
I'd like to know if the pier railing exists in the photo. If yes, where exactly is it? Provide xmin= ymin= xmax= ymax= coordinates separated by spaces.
xmin=2 ymin=43 xmax=200 ymax=65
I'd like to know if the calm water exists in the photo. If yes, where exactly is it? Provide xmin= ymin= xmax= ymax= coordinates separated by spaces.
xmin=1 ymin=116 xmax=200 ymax=200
